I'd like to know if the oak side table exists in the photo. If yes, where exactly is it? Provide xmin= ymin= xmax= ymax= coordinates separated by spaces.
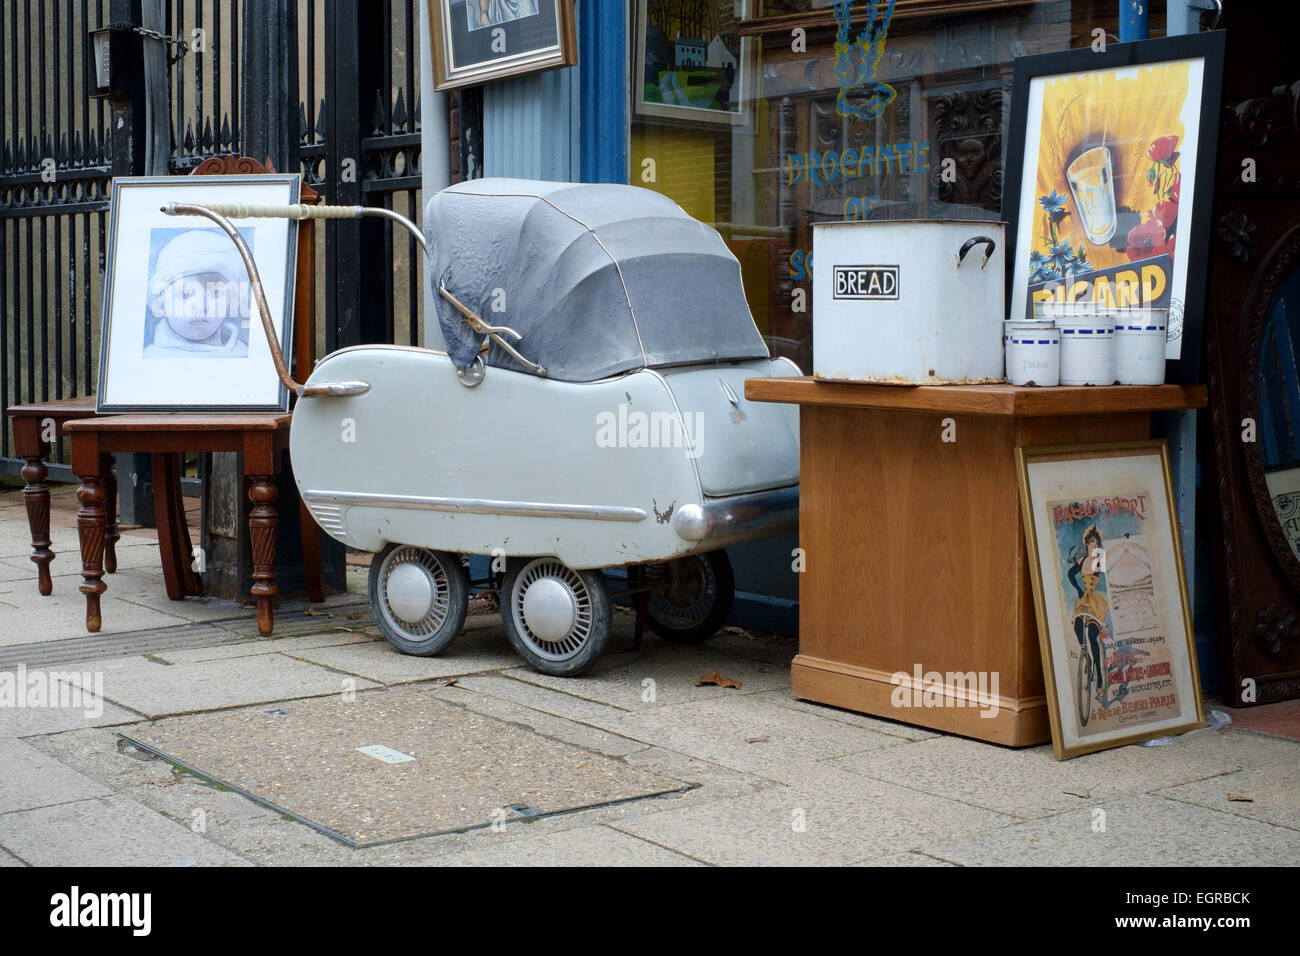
xmin=745 ymin=378 xmax=1208 ymax=746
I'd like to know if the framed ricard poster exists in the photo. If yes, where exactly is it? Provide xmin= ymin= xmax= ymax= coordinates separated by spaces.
xmin=1017 ymin=441 xmax=1205 ymax=760
xmin=1003 ymin=32 xmax=1226 ymax=384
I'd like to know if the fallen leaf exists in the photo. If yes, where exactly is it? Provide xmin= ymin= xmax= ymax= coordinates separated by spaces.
xmin=436 ymin=678 xmax=459 ymax=687
xmin=745 ymin=735 xmax=769 ymax=744
xmin=1062 ymin=786 xmax=1092 ymax=798
xmin=304 ymin=606 xmax=330 ymax=617
xmin=151 ymin=778 xmax=179 ymax=788
xmin=696 ymin=669 xmax=741 ymax=689
xmin=1227 ymin=793 xmax=1254 ymax=803
xmin=346 ymin=613 xmax=363 ymax=620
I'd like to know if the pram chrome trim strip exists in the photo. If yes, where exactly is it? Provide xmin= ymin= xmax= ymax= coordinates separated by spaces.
xmin=303 ymin=491 xmax=647 ymax=523
xmin=673 ymin=486 xmax=800 ymax=542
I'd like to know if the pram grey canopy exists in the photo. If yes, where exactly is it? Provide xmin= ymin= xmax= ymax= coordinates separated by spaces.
xmin=424 ymin=178 xmax=770 ymax=382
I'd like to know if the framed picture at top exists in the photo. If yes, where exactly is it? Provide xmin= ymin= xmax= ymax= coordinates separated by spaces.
xmin=428 ymin=0 xmax=577 ymax=91
xmin=1002 ymin=32 xmax=1226 ymax=384
xmin=1017 ymin=440 xmax=1205 ymax=760
xmin=97 ymin=175 xmax=299 ymax=413
xmin=634 ymin=0 xmax=754 ymax=127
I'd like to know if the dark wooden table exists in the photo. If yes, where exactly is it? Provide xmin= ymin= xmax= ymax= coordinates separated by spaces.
xmin=746 ymin=378 xmax=1208 ymax=746
xmin=64 ymin=412 xmax=300 ymax=636
xmin=7 ymin=397 xmax=119 ymax=595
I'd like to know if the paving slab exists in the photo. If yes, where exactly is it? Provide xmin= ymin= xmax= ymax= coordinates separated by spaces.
xmin=749 ymin=688 xmax=941 ymax=742
xmin=0 ymin=847 xmax=22 ymax=866
xmin=131 ymin=685 xmax=690 ymax=846
xmin=705 ymin=627 xmax=799 ymax=665
xmin=0 ymin=738 xmax=113 ymax=813
xmin=0 ymin=542 xmax=163 ymax=580
xmin=154 ymin=631 xmax=375 ymax=665
xmin=613 ymin=776 xmax=1016 ymax=866
xmin=0 ymin=586 xmax=193 ymax=647
xmin=648 ymin=693 xmax=909 ymax=761
xmin=0 ymin=794 xmax=249 ymax=866
xmin=918 ymin=794 xmax=1300 ymax=866
xmin=1154 ymin=734 xmax=1300 ymax=831
xmin=57 ymin=654 xmax=380 ymax=719
xmin=600 ymin=710 xmax=908 ymax=788
xmin=450 ymin=672 xmax=638 ymax=723
xmin=425 ymin=823 xmax=702 ymax=866
xmin=286 ymin=626 xmax=520 ymax=684
xmin=426 ymin=682 xmax=651 ymax=758
xmin=0 ymin=679 xmax=141 ymax=738
xmin=505 ymin=643 xmax=791 ymax=712
xmin=827 ymin=726 xmax=1262 ymax=819
xmin=854 ymin=850 xmax=958 ymax=866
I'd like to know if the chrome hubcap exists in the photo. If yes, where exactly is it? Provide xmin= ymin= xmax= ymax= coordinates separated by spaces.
xmin=512 ymin=559 xmax=593 ymax=661
xmin=521 ymin=577 xmax=578 ymax=642
xmin=386 ymin=561 xmax=436 ymax=623
xmin=379 ymin=547 xmax=450 ymax=638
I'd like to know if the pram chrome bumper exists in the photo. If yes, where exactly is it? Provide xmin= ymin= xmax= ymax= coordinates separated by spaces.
xmin=673 ymin=486 xmax=799 ymax=546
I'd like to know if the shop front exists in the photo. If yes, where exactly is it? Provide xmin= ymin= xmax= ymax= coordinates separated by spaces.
xmin=427 ymin=1 xmax=1300 ymax=721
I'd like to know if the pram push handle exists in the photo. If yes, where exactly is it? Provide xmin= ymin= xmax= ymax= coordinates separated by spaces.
xmin=162 ymin=199 xmax=544 ymax=387
xmin=161 ymin=200 xmax=373 ymax=399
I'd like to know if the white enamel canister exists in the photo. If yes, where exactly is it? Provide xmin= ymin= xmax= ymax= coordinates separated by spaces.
xmin=1058 ymin=315 xmax=1116 ymax=386
xmin=1114 ymin=310 xmax=1168 ymax=385
xmin=1005 ymin=320 xmax=1060 ymax=386
xmin=812 ymin=220 xmax=1006 ymax=383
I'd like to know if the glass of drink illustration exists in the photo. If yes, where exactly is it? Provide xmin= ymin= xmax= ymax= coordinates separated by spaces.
xmin=1067 ymin=146 xmax=1117 ymax=245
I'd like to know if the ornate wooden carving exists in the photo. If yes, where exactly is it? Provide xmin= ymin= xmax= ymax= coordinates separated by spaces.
xmin=1239 ymin=225 xmax=1300 ymax=595
xmin=1204 ymin=4 xmax=1300 ymax=705
xmin=76 ymin=474 xmax=108 ymax=633
xmin=21 ymin=455 xmax=52 ymax=595
xmin=929 ymin=87 xmax=1004 ymax=215
xmin=248 ymin=475 xmax=280 ymax=636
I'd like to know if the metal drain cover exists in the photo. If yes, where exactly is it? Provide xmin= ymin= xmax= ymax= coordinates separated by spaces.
xmin=126 ymin=686 xmax=687 ymax=847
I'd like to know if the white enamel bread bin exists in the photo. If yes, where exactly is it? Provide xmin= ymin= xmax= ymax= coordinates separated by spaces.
xmin=812 ymin=220 xmax=1006 ymax=383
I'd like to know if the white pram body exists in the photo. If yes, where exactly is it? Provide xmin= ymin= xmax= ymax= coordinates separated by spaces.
xmin=169 ymin=178 xmax=800 ymax=675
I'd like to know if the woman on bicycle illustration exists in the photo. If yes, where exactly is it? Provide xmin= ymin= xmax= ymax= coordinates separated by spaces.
xmin=1068 ymin=524 xmax=1111 ymax=702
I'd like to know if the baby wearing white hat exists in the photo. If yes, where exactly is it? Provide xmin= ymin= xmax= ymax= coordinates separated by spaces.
xmin=144 ymin=228 xmax=251 ymax=358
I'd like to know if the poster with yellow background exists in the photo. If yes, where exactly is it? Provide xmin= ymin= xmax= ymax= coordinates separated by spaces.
xmin=1011 ymin=59 xmax=1206 ymax=359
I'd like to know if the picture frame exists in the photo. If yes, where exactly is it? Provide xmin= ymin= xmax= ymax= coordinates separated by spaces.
xmin=97 ymin=175 xmax=300 ymax=413
xmin=634 ymin=0 xmax=754 ymax=128
xmin=428 ymin=0 xmax=578 ymax=92
xmin=1017 ymin=440 xmax=1205 ymax=760
xmin=1002 ymin=32 xmax=1226 ymax=385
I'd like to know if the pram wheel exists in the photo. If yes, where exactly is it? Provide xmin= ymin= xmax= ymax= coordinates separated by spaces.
xmin=502 ymin=558 xmax=611 ymax=676
xmin=644 ymin=550 xmax=735 ymax=644
xmin=369 ymin=544 xmax=469 ymax=657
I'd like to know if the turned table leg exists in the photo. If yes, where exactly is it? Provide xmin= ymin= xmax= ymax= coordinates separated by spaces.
xmin=248 ymin=475 xmax=279 ymax=636
xmin=21 ymin=455 xmax=54 ymax=596
xmin=76 ymin=472 xmax=109 ymax=633
xmin=104 ymin=455 xmax=119 ymax=574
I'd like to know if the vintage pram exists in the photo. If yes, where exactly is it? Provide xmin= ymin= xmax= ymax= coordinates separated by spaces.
xmin=163 ymin=178 xmax=800 ymax=675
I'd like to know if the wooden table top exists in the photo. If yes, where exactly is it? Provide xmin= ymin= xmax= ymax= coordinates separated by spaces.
xmin=745 ymin=378 xmax=1208 ymax=417
xmin=62 ymin=412 xmax=292 ymax=433
xmin=7 ymin=395 xmax=99 ymax=418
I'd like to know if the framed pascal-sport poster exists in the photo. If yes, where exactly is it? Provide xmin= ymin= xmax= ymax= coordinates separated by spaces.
xmin=1017 ymin=440 xmax=1205 ymax=760
xmin=1003 ymin=32 xmax=1226 ymax=384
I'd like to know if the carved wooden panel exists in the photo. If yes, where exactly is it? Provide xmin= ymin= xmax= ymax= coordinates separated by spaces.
xmin=1204 ymin=7 xmax=1300 ymax=705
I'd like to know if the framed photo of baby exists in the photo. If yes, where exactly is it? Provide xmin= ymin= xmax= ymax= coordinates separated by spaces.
xmin=97 ymin=175 xmax=300 ymax=412
xmin=1017 ymin=440 xmax=1205 ymax=759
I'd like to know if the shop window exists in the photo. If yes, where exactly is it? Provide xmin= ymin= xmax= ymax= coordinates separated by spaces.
xmin=630 ymin=0 xmax=1159 ymax=371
